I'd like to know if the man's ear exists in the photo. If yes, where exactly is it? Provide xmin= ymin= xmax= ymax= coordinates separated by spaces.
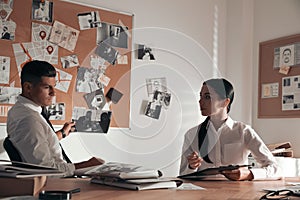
xmin=22 ymin=82 xmax=32 ymax=95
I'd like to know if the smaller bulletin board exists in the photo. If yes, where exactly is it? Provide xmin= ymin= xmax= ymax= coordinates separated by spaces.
xmin=258 ymin=33 xmax=300 ymax=118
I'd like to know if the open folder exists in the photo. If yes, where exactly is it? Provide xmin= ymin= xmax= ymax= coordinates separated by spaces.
xmin=178 ymin=164 xmax=253 ymax=179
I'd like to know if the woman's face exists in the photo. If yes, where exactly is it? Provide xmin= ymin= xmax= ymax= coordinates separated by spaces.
xmin=199 ymin=84 xmax=226 ymax=117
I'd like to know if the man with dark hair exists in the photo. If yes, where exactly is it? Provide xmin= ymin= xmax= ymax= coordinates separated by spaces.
xmin=7 ymin=60 xmax=104 ymax=176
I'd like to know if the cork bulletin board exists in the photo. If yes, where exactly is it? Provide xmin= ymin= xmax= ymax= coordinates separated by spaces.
xmin=258 ymin=33 xmax=300 ymax=118
xmin=0 ymin=0 xmax=133 ymax=128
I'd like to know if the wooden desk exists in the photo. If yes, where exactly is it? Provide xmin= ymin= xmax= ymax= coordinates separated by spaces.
xmin=43 ymin=177 xmax=300 ymax=200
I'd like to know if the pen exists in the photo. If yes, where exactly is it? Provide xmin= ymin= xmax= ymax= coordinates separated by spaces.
xmin=69 ymin=188 xmax=81 ymax=194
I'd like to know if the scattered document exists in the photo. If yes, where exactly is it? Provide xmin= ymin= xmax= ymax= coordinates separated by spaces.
xmin=48 ymin=21 xmax=79 ymax=52
xmin=176 ymin=183 xmax=206 ymax=190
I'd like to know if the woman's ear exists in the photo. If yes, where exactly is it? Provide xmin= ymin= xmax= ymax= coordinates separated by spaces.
xmin=223 ymin=98 xmax=231 ymax=109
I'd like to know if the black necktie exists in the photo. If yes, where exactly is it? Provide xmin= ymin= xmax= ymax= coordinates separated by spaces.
xmin=41 ymin=106 xmax=72 ymax=163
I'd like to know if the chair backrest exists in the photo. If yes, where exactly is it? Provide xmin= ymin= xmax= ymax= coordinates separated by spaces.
xmin=3 ymin=137 xmax=23 ymax=162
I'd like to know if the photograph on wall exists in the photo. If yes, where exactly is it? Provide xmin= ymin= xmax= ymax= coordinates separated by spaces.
xmin=72 ymin=107 xmax=112 ymax=133
xmin=0 ymin=56 xmax=10 ymax=84
xmin=32 ymin=0 xmax=53 ymax=23
xmin=145 ymin=100 xmax=162 ymax=120
xmin=0 ymin=20 xmax=16 ymax=41
xmin=98 ymin=73 xmax=110 ymax=87
xmin=76 ymin=67 xmax=101 ymax=93
xmin=144 ymin=90 xmax=171 ymax=119
xmin=137 ymin=44 xmax=155 ymax=60
xmin=48 ymin=102 xmax=65 ymax=120
xmin=146 ymin=77 xmax=167 ymax=96
xmin=96 ymin=22 xmax=128 ymax=49
xmin=279 ymin=44 xmax=295 ymax=67
xmin=106 ymin=87 xmax=123 ymax=104
xmin=84 ymin=88 xmax=106 ymax=110
xmin=77 ymin=11 xmax=101 ymax=30
xmin=273 ymin=43 xmax=300 ymax=69
xmin=60 ymin=54 xmax=79 ymax=68
xmin=95 ymin=42 xmax=118 ymax=65
xmin=282 ymin=75 xmax=300 ymax=111
xmin=0 ymin=86 xmax=21 ymax=104
xmin=90 ymin=55 xmax=107 ymax=69
xmin=261 ymin=83 xmax=279 ymax=98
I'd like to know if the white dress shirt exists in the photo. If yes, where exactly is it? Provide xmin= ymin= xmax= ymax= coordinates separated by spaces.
xmin=7 ymin=95 xmax=75 ymax=176
xmin=179 ymin=117 xmax=282 ymax=180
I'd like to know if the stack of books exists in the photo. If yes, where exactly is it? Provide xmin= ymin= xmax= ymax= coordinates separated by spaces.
xmin=78 ymin=162 xmax=182 ymax=190
xmin=267 ymin=142 xmax=293 ymax=157
xmin=0 ymin=160 xmax=65 ymax=197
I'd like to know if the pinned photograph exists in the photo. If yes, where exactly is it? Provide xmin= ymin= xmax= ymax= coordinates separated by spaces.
xmin=48 ymin=102 xmax=65 ymax=120
xmin=95 ymin=42 xmax=118 ymax=65
xmin=77 ymin=11 xmax=101 ymax=30
xmin=76 ymin=67 xmax=101 ymax=93
xmin=98 ymin=73 xmax=110 ymax=87
xmin=97 ymin=22 xmax=128 ymax=49
xmin=146 ymin=77 xmax=167 ymax=96
xmin=145 ymin=101 xmax=162 ymax=120
xmin=84 ymin=89 xmax=106 ymax=110
xmin=72 ymin=107 xmax=112 ymax=133
xmin=106 ymin=87 xmax=123 ymax=104
xmin=32 ymin=0 xmax=53 ymax=23
xmin=60 ymin=54 xmax=79 ymax=68
xmin=117 ymin=54 xmax=128 ymax=65
xmin=138 ymin=44 xmax=155 ymax=60
xmin=90 ymin=55 xmax=106 ymax=69
xmin=279 ymin=45 xmax=295 ymax=67
xmin=0 ymin=20 xmax=16 ymax=41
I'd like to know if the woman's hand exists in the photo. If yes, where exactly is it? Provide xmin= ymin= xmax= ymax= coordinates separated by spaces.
xmin=187 ymin=151 xmax=203 ymax=170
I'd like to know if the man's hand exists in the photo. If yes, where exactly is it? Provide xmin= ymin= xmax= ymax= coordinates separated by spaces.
xmin=75 ymin=157 xmax=105 ymax=170
xmin=221 ymin=167 xmax=254 ymax=181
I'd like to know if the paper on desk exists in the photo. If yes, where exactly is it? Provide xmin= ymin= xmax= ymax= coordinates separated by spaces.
xmin=175 ymin=183 xmax=206 ymax=190
xmin=286 ymin=182 xmax=300 ymax=186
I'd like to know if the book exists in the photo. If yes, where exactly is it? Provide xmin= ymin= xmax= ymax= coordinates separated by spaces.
xmin=267 ymin=142 xmax=293 ymax=157
xmin=267 ymin=142 xmax=292 ymax=150
xmin=271 ymin=148 xmax=293 ymax=157
xmin=78 ymin=162 xmax=162 ymax=179
xmin=90 ymin=177 xmax=182 ymax=190
xmin=0 ymin=176 xmax=47 ymax=197
xmin=0 ymin=160 xmax=66 ymax=178
xmin=177 ymin=164 xmax=253 ymax=179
